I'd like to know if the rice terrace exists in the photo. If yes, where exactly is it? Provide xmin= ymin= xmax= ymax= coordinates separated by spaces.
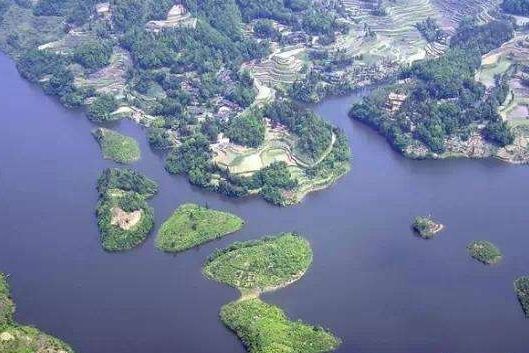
xmin=0 ymin=0 xmax=529 ymax=353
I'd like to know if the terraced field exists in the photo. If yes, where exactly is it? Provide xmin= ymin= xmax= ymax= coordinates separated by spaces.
xmin=477 ymin=33 xmax=529 ymax=123
xmin=247 ymin=47 xmax=305 ymax=88
xmin=432 ymin=0 xmax=501 ymax=32
xmin=74 ymin=47 xmax=132 ymax=97
xmin=212 ymin=122 xmax=305 ymax=176
xmin=341 ymin=0 xmax=439 ymax=62
xmin=211 ymin=120 xmax=347 ymax=204
xmin=340 ymin=0 xmax=501 ymax=63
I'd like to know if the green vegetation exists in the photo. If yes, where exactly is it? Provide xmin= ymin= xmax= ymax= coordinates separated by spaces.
xmin=204 ymin=233 xmax=312 ymax=293
xmin=349 ymin=21 xmax=515 ymax=157
xmin=97 ymin=167 xmax=158 ymax=198
xmin=96 ymin=190 xmax=155 ymax=251
xmin=1 ymin=0 xmax=351 ymax=206
xmin=514 ymin=276 xmax=529 ymax=317
xmin=467 ymin=240 xmax=502 ymax=265
xmin=220 ymin=298 xmax=341 ymax=353
xmin=0 ymin=273 xmax=75 ymax=353
xmin=501 ymin=0 xmax=529 ymax=15
xmin=266 ymin=100 xmax=333 ymax=163
xmin=412 ymin=216 xmax=444 ymax=239
xmin=165 ymin=133 xmax=213 ymax=187
xmin=16 ymin=49 xmax=91 ymax=108
xmin=87 ymin=95 xmax=119 ymax=123
xmin=156 ymin=203 xmax=244 ymax=252
xmin=0 ymin=273 xmax=13 ymax=326
xmin=226 ymin=111 xmax=265 ymax=148
xmin=415 ymin=17 xmax=444 ymax=43
xmin=92 ymin=128 xmax=141 ymax=164
xmin=73 ymin=40 xmax=114 ymax=70
xmin=96 ymin=168 xmax=157 ymax=251
xmin=203 ymin=233 xmax=340 ymax=352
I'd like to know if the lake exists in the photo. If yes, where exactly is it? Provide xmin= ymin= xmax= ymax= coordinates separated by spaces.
xmin=1 ymin=52 xmax=528 ymax=353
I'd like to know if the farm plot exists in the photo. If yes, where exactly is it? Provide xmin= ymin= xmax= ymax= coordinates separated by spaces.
xmin=432 ymin=0 xmax=501 ymax=33
xmin=340 ymin=0 xmax=438 ymax=63
xmin=212 ymin=122 xmax=299 ymax=176
xmin=477 ymin=33 xmax=529 ymax=122
xmin=246 ymin=48 xmax=305 ymax=88
xmin=74 ymin=47 xmax=132 ymax=97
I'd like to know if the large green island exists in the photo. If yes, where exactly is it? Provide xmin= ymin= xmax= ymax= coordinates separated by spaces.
xmin=0 ymin=273 xmax=75 ymax=353
xmin=204 ymin=233 xmax=341 ymax=353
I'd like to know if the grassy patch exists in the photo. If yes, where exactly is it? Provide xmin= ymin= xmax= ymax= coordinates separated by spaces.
xmin=412 ymin=216 xmax=444 ymax=239
xmin=514 ymin=276 xmax=529 ymax=317
xmin=156 ymin=204 xmax=244 ymax=253
xmin=92 ymin=128 xmax=141 ymax=164
xmin=220 ymin=298 xmax=341 ymax=353
xmin=0 ymin=273 xmax=74 ymax=353
xmin=467 ymin=240 xmax=502 ymax=265
xmin=203 ymin=233 xmax=312 ymax=293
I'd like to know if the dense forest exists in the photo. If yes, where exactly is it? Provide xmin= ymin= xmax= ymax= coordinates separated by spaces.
xmin=349 ymin=20 xmax=515 ymax=156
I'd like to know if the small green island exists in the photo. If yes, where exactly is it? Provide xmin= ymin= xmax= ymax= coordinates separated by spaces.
xmin=156 ymin=203 xmax=244 ymax=253
xmin=96 ymin=168 xmax=158 ymax=251
xmin=92 ymin=127 xmax=141 ymax=164
xmin=514 ymin=276 xmax=529 ymax=317
xmin=203 ymin=233 xmax=312 ymax=296
xmin=0 ymin=273 xmax=75 ymax=353
xmin=467 ymin=240 xmax=502 ymax=265
xmin=412 ymin=216 xmax=444 ymax=239
xmin=204 ymin=233 xmax=340 ymax=353
xmin=220 ymin=298 xmax=341 ymax=353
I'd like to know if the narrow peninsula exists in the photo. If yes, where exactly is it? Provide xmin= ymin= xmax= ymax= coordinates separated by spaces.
xmin=156 ymin=203 xmax=244 ymax=252
xmin=220 ymin=298 xmax=341 ymax=353
xmin=96 ymin=168 xmax=158 ymax=251
xmin=204 ymin=233 xmax=341 ymax=353
xmin=0 ymin=273 xmax=75 ymax=353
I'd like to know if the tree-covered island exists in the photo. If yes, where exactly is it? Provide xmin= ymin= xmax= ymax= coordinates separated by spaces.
xmin=467 ymin=240 xmax=502 ymax=265
xmin=96 ymin=167 xmax=158 ymax=251
xmin=156 ymin=203 xmax=244 ymax=252
xmin=412 ymin=216 xmax=444 ymax=239
xmin=220 ymin=298 xmax=341 ymax=353
xmin=514 ymin=276 xmax=529 ymax=317
xmin=203 ymin=233 xmax=341 ymax=353
xmin=92 ymin=127 xmax=141 ymax=164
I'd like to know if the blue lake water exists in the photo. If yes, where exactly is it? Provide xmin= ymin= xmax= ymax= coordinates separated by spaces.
xmin=1 ymin=52 xmax=528 ymax=353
